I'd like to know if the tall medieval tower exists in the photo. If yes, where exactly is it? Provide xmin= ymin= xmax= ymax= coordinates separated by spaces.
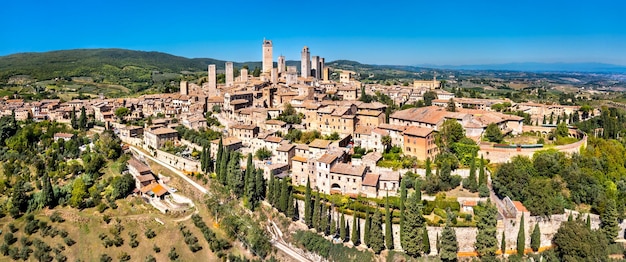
xmin=301 ymin=46 xmax=310 ymax=78
xmin=262 ymin=39 xmax=273 ymax=74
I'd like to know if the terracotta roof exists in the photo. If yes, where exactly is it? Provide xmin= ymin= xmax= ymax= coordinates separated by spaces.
xmin=390 ymin=106 xmax=449 ymax=125
xmin=230 ymin=99 xmax=249 ymax=105
xmin=149 ymin=127 xmax=178 ymax=136
xmin=292 ymin=156 xmax=308 ymax=162
xmin=317 ymin=154 xmax=338 ymax=164
xmin=330 ymin=163 xmax=366 ymax=177
xmin=357 ymin=109 xmax=383 ymax=117
xmin=309 ymin=139 xmax=332 ymax=149
xmin=463 ymin=200 xmax=477 ymax=207
xmin=355 ymin=126 xmax=374 ymax=135
xmin=379 ymin=171 xmax=400 ymax=181
xmin=211 ymin=137 xmax=242 ymax=146
xmin=137 ymin=174 xmax=155 ymax=182
xmin=265 ymin=119 xmax=286 ymax=126
xmin=231 ymin=124 xmax=257 ymax=130
xmin=264 ymin=136 xmax=283 ymax=143
xmin=403 ymin=126 xmax=435 ymax=137
xmin=378 ymin=124 xmax=408 ymax=132
xmin=513 ymin=201 xmax=529 ymax=213
xmin=128 ymin=158 xmax=151 ymax=174
xmin=276 ymin=143 xmax=295 ymax=152
xmin=362 ymin=151 xmax=383 ymax=163
xmin=362 ymin=173 xmax=379 ymax=187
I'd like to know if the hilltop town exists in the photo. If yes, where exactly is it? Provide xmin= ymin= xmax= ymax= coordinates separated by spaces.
xmin=0 ymin=40 xmax=624 ymax=261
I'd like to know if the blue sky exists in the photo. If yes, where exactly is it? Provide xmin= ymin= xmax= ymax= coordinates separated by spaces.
xmin=1 ymin=0 xmax=625 ymax=65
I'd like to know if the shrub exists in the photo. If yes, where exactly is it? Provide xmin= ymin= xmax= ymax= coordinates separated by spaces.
xmin=168 ymin=247 xmax=179 ymax=261
xmin=50 ymin=212 xmax=64 ymax=223
xmin=63 ymin=237 xmax=75 ymax=247
xmin=153 ymin=244 xmax=160 ymax=253
xmin=118 ymin=252 xmax=131 ymax=262
xmin=99 ymin=254 xmax=112 ymax=262
xmin=144 ymin=228 xmax=156 ymax=239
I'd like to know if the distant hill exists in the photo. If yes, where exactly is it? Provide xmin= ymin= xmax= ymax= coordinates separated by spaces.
xmin=418 ymin=62 xmax=626 ymax=73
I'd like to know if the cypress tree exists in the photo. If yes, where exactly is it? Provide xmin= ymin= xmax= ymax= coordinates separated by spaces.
xmin=340 ymin=213 xmax=346 ymax=242
xmin=364 ymin=209 xmax=371 ymax=246
xmin=385 ymin=195 xmax=394 ymax=250
xmin=401 ymin=191 xmax=425 ymax=257
xmin=320 ymin=203 xmax=328 ymax=235
xmin=436 ymin=233 xmax=441 ymax=254
xmin=304 ymin=178 xmax=312 ymax=228
xmin=422 ymin=226 xmax=430 ymax=255
xmin=600 ymin=199 xmax=619 ymax=242
xmin=279 ymin=178 xmax=290 ymax=212
xmin=330 ymin=211 xmax=337 ymax=237
xmin=79 ymin=106 xmax=87 ymax=130
xmin=400 ymin=178 xmax=407 ymax=225
xmin=228 ymin=152 xmax=244 ymax=196
xmin=567 ymin=212 xmax=573 ymax=221
xmin=272 ymin=178 xmax=280 ymax=208
xmin=293 ymin=199 xmax=300 ymax=221
xmin=215 ymin=138 xmax=223 ymax=174
xmin=312 ymin=192 xmax=321 ymax=230
xmin=468 ymin=152 xmax=478 ymax=192
xmin=478 ymin=155 xmax=486 ymax=186
xmin=475 ymin=200 xmax=498 ymax=259
xmin=254 ymin=168 xmax=265 ymax=202
xmin=501 ymin=231 xmax=506 ymax=256
xmin=41 ymin=174 xmax=55 ymax=208
xmin=267 ymin=174 xmax=275 ymax=206
xmin=586 ymin=214 xmax=591 ymax=229
xmin=425 ymin=157 xmax=432 ymax=178
xmin=206 ymin=143 xmax=212 ymax=173
xmin=286 ymin=191 xmax=295 ymax=220
xmin=517 ymin=213 xmax=525 ymax=256
xmin=244 ymin=154 xmax=254 ymax=200
xmin=351 ymin=216 xmax=360 ymax=246
xmin=219 ymin=148 xmax=229 ymax=185
xmin=345 ymin=219 xmax=351 ymax=242
xmin=530 ymin=223 xmax=540 ymax=252
xmin=70 ymin=106 xmax=77 ymax=129
xmin=200 ymin=146 xmax=206 ymax=172
xmin=369 ymin=210 xmax=385 ymax=254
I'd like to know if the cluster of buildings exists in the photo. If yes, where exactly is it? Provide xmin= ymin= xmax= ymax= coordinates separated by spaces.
xmin=0 ymin=39 xmax=597 ymax=200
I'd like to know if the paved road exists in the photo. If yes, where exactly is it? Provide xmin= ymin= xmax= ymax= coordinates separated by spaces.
xmin=130 ymin=146 xmax=208 ymax=194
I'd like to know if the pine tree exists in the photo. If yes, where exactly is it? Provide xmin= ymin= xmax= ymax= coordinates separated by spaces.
xmin=312 ymin=192 xmax=321 ymax=231
xmin=352 ymin=216 xmax=360 ymax=246
xmin=517 ymin=213 xmax=525 ymax=256
xmin=364 ymin=209 xmax=371 ymax=246
xmin=501 ymin=231 xmax=506 ymax=255
xmin=422 ymin=227 xmax=430 ymax=255
xmin=304 ymin=178 xmax=313 ymax=228
xmin=340 ymin=213 xmax=346 ymax=242
xmin=530 ymin=223 xmax=540 ymax=252
xmin=600 ymin=199 xmax=619 ymax=242
xmin=401 ymin=192 xmax=425 ymax=257
xmin=385 ymin=195 xmax=394 ymax=250
xmin=475 ymin=201 xmax=499 ymax=259
xmin=369 ymin=210 xmax=385 ymax=254
xmin=439 ymin=210 xmax=458 ymax=262
xmin=215 ymin=138 xmax=223 ymax=175
xmin=478 ymin=155 xmax=486 ymax=186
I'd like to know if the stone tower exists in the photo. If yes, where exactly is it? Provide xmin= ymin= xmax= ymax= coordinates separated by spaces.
xmin=311 ymin=56 xmax=320 ymax=80
xmin=180 ymin=81 xmax=189 ymax=95
xmin=262 ymin=39 xmax=273 ymax=74
xmin=278 ymin=55 xmax=286 ymax=74
xmin=225 ymin=62 xmax=234 ymax=87
xmin=319 ymin=58 xmax=325 ymax=80
xmin=301 ymin=46 xmax=310 ymax=78
xmin=240 ymin=68 xmax=248 ymax=82
xmin=208 ymin=64 xmax=216 ymax=90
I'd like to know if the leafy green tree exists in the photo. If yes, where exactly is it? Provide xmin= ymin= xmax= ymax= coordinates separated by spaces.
xmin=447 ymin=98 xmax=456 ymax=112
xmin=114 ymin=107 xmax=130 ymax=123
xmin=517 ymin=213 xmax=525 ymax=256
xmin=423 ymin=91 xmax=437 ymax=106
xmin=553 ymin=220 xmax=608 ymax=261
xmin=69 ymin=177 xmax=87 ymax=208
xmin=255 ymin=147 xmax=272 ymax=160
xmin=475 ymin=201 xmax=498 ymax=259
xmin=385 ymin=195 xmax=394 ymax=250
xmin=369 ymin=210 xmax=385 ymax=254
xmin=600 ymin=199 xmax=619 ymax=242
xmin=438 ymin=119 xmax=465 ymax=150
xmin=110 ymin=174 xmax=135 ymax=200
xmin=530 ymin=223 xmax=540 ymax=252
xmin=401 ymin=191 xmax=425 ymax=257
xmin=467 ymin=152 xmax=478 ymax=192
xmin=555 ymin=122 xmax=568 ymax=137
xmin=304 ymin=178 xmax=312 ymax=228
xmin=381 ymin=135 xmax=392 ymax=153
xmin=484 ymin=123 xmax=504 ymax=143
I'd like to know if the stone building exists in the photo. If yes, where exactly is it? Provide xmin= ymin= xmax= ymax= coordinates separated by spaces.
xmin=403 ymin=126 xmax=438 ymax=161
xmin=225 ymin=62 xmax=234 ymax=87
xmin=262 ymin=39 xmax=273 ymax=73
xmin=144 ymin=127 xmax=178 ymax=149
xmin=301 ymin=46 xmax=310 ymax=78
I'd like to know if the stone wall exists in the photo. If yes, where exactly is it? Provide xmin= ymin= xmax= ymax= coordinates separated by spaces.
xmin=154 ymin=149 xmax=200 ymax=173
xmin=479 ymin=134 xmax=587 ymax=163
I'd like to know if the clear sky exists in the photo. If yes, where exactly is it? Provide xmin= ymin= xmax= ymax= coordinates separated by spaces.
xmin=1 ymin=0 xmax=625 ymax=65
